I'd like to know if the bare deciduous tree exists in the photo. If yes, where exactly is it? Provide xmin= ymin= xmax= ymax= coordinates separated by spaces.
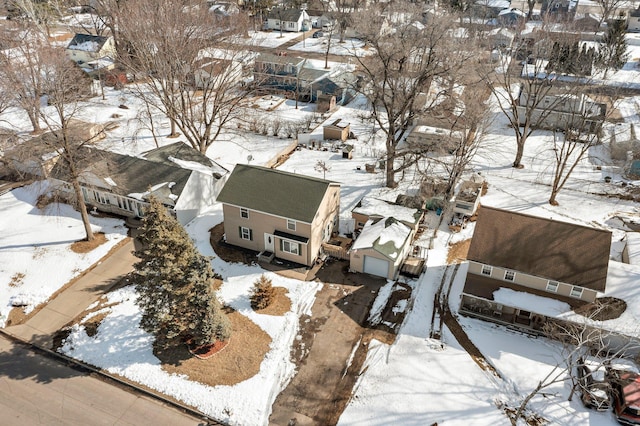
xmin=509 ymin=316 xmax=640 ymax=425
xmin=0 ymin=25 xmax=50 ymax=133
xmin=480 ymin=26 xmax=595 ymax=168
xmin=118 ymin=0 xmax=251 ymax=154
xmin=547 ymin=91 xmax=618 ymax=205
xmin=37 ymin=46 xmax=98 ymax=242
xmin=350 ymin=2 xmax=472 ymax=188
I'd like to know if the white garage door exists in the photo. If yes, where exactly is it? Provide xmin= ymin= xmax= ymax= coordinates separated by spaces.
xmin=363 ymin=256 xmax=389 ymax=278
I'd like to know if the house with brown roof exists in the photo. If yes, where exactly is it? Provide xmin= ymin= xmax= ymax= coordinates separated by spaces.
xmin=460 ymin=206 xmax=612 ymax=332
xmin=216 ymin=164 xmax=340 ymax=267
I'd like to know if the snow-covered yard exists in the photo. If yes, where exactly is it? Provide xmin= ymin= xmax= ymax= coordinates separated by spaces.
xmin=5 ymin=28 xmax=640 ymax=426
xmin=0 ymin=183 xmax=127 ymax=327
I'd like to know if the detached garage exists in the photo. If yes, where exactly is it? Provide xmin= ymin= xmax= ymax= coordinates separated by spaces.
xmin=350 ymin=217 xmax=413 ymax=280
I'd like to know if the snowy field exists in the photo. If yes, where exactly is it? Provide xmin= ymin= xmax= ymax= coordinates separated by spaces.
xmin=0 ymin=183 xmax=127 ymax=327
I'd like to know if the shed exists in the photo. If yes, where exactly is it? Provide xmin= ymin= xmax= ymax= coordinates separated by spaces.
xmin=323 ymin=119 xmax=350 ymax=141
xmin=316 ymin=93 xmax=336 ymax=113
xmin=342 ymin=144 xmax=353 ymax=159
xmin=350 ymin=217 xmax=413 ymax=280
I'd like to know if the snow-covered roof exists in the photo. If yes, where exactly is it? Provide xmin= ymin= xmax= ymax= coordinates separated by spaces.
xmin=352 ymin=218 xmax=412 ymax=261
xmin=493 ymin=288 xmax=571 ymax=318
xmin=352 ymin=197 xmax=422 ymax=226
xmin=626 ymin=233 xmax=640 ymax=265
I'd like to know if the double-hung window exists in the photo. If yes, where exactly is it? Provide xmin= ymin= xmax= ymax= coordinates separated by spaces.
xmin=546 ymin=281 xmax=559 ymax=292
xmin=239 ymin=226 xmax=252 ymax=241
xmin=281 ymin=240 xmax=299 ymax=255
xmin=240 ymin=208 xmax=249 ymax=219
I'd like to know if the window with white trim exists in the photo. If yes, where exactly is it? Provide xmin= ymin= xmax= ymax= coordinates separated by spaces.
xmin=481 ymin=265 xmax=492 ymax=276
xmin=287 ymin=219 xmax=296 ymax=231
xmin=239 ymin=226 xmax=252 ymax=241
xmin=240 ymin=208 xmax=249 ymax=219
xmin=281 ymin=240 xmax=299 ymax=255
xmin=504 ymin=270 xmax=516 ymax=282
xmin=570 ymin=286 xmax=583 ymax=298
xmin=546 ymin=281 xmax=559 ymax=292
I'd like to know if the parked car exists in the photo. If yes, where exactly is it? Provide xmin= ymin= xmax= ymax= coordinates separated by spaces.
xmin=612 ymin=372 xmax=640 ymax=425
xmin=313 ymin=31 xmax=324 ymax=38
xmin=578 ymin=356 xmax=611 ymax=411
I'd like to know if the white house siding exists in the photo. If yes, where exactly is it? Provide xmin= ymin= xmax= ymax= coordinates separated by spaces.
xmin=174 ymin=172 xmax=225 ymax=225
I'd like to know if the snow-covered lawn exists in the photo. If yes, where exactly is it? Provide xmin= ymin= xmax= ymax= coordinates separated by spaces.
xmin=0 ymin=183 xmax=127 ymax=327
xmin=60 ymin=206 xmax=322 ymax=425
xmin=288 ymin=35 xmax=373 ymax=58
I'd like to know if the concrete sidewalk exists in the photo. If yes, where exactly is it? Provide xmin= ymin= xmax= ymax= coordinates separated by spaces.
xmin=5 ymin=238 xmax=138 ymax=349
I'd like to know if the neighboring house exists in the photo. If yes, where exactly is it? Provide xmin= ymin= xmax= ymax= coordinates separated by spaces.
xmin=472 ymin=0 xmax=511 ymax=18
xmin=491 ymin=8 xmax=526 ymax=27
xmin=192 ymin=58 xmax=243 ymax=90
xmin=459 ymin=206 xmax=612 ymax=331
xmin=350 ymin=217 xmax=413 ymax=280
xmin=313 ymin=72 xmax=357 ymax=105
xmin=49 ymin=142 xmax=228 ymax=225
xmin=352 ymin=196 xmax=423 ymax=233
xmin=517 ymin=87 xmax=606 ymax=134
xmin=216 ymin=164 xmax=340 ymax=267
xmin=253 ymin=53 xmax=329 ymax=97
xmin=629 ymin=8 xmax=640 ymax=32
xmin=66 ymin=33 xmax=116 ymax=67
xmin=323 ymin=119 xmax=350 ymax=141
xmin=266 ymin=8 xmax=310 ymax=32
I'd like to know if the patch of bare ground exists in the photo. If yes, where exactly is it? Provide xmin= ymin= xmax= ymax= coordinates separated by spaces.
xmin=254 ymin=287 xmax=291 ymax=316
xmin=209 ymin=223 xmax=254 ymax=264
xmin=447 ymin=239 xmax=471 ymax=264
xmin=5 ymin=307 xmax=27 ymax=327
xmin=574 ymin=296 xmax=627 ymax=321
xmin=70 ymin=232 xmax=107 ymax=253
xmin=156 ymin=308 xmax=271 ymax=387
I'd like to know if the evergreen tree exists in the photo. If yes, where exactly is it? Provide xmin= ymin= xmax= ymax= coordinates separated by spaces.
xmin=134 ymin=197 xmax=231 ymax=349
xmin=597 ymin=19 xmax=629 ymax=77
xmin=250 ymin=275 xmax=276 ymax=310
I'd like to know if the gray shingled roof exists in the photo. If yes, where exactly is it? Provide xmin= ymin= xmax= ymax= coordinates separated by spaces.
xmin=49 ymin=148 xmax=193 ymax=198
xmin=216 ymin=164 xmax=335 ymax=223
xmin=267 ymin=7 xmax=305 ymax=22
xmin=141 ymin=141 xmax=228 ymax=178
xmin=67 ymin=33 xmax=109 ymax=52
xmin=467 ymin=206 xmax=611 ymax=291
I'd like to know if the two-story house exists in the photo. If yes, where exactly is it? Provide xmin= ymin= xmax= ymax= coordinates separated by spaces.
xmin=216 ymin=164 xmax=340 ymax=267
xmin=516 ymin=86 xmax=606 ymax=135
xmin=460 ymin=206 xmax=612 ymax=331
xmin=253 ymin=53 xmax=329 ymax=97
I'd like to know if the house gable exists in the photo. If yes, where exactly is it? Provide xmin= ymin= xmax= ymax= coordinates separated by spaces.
xmin=467 ymin=206 xmax=611 ymax=291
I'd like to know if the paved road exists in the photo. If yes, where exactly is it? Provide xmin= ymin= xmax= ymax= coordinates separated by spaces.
xmin=6 ymin=238 xmax=138 ymax=349
xmin=0 ymin=334 xmax=203 ymax=426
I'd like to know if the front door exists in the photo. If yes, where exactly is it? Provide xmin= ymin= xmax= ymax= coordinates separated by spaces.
xmin=264 ymin=233 xmax=275 ymax=253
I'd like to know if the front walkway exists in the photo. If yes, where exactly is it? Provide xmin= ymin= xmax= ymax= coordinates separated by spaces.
xmin=5 ymin=238 xmax=138 ymax=349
